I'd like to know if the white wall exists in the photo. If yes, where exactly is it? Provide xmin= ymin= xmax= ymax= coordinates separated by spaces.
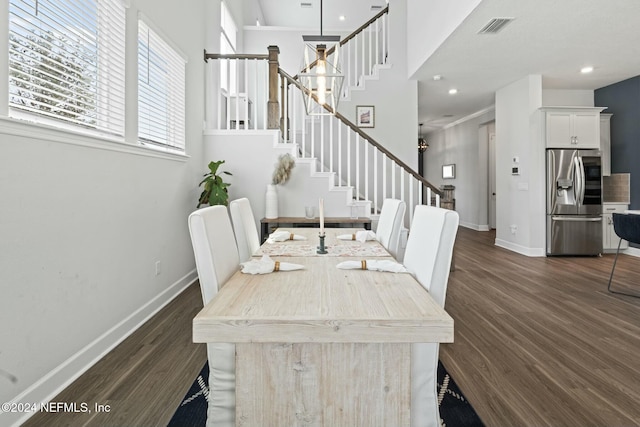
xmin=0 ymin=1 xmax=208 ymax=423
xmin=406 ymin=0 xmax=482 ymax=78
xmin=542 ymin=89 xmax=594 ymax=107
xmin=495 ymin=75 xmax=546 ymax=256
xmin=424 ymin=109 xmax=495 ymax=230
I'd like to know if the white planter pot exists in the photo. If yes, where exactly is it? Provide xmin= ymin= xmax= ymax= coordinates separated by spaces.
xmin=265 ymin=184 xmax=278 ymax=219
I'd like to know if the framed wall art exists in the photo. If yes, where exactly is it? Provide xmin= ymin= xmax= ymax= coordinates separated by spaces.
xmin=356 ymin=105 xmax=375 ymax=128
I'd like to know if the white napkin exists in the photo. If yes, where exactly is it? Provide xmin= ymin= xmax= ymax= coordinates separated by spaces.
xmin=336 ymin=259 xmax=408 ymax=273
xmin=267 ymin=230 xmax=307 ymax=243
xmin=337 ymin=230 xmax=376 ymax=243
xmin=241 ymin=255 xmax=304 ymax=275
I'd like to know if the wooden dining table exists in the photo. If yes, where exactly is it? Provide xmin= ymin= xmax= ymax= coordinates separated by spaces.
xmin=193 ymin=227 xmax=454 ymax=426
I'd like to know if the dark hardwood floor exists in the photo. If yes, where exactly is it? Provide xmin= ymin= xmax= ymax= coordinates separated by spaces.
xmin=23 ymin=283 xmax=207 ymax=427
xmin=23 ymin=228 xmax=640 ymax=426
xmin=440 ymin=228 xmax=640 ymax=427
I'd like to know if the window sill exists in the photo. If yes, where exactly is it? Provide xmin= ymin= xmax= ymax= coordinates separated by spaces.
xmin=0 ymin=115 xmax=190 ymax=162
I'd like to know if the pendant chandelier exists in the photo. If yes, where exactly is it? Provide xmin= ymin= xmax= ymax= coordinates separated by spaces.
xmin=299 ymin=0 xmax=344 ymax=116
xmin=418 ymin=123 xmax=429 ymax=152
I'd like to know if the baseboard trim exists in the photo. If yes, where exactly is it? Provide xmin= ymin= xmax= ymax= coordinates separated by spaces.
xmin=459 ymin=222 xmax=490 ymax=232
xmin=495 ymin=238 xmax=546 ymax=257
xmin=5 ymin=269 xmax=198 ymax=427
xmin=623 ymin=246 xmax=640 ymax=257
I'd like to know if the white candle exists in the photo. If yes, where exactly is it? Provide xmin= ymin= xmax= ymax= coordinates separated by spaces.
xmin=319 ymin=198 xmax=324 ymax=234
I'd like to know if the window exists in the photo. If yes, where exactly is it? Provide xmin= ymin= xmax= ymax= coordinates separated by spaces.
xmin=220 ymin=1 xmax=237 ymax=94
xmin=8 ymin=0 xmax=126 ymax=136
xmin=137 ymin=18 xmax=186 ymax=152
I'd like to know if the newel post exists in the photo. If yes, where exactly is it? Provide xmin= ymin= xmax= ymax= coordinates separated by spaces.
xmin=267 ymin=45 xmax=280 ymax=130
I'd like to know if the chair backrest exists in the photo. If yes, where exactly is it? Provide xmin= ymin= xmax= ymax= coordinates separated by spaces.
xmin=403 ymin=205 xmax=459 ymax=308
xmin=188 ymin=206 xmax=240 ymax=305
xmin=229 ymin=198 xmax=261 ymax=263
xmin=375 ymin=198 xmax=406 ymax=259
xmin=613 ymin=213 xmax=640 ymax=244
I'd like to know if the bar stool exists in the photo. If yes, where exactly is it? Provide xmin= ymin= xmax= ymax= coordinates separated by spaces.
xmin=607 ymin=212 xmax=640 ymax=298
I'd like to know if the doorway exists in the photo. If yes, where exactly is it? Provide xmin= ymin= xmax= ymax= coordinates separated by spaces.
xmin=488 ymin=131 xmax=496 ymax=229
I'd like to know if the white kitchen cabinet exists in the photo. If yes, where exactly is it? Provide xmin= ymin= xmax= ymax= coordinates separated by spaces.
xmin=542 ymin=107 xmax=605 ymax=149
xmin=603 ymin=203 xmax=629 ymax=252
xmin=600 ymin=113 xmax=612 ymax=176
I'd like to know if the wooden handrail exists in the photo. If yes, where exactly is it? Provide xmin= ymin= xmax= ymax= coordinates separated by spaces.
xmin=336 ymin=6 xmax=388 ymax=50
xmin=278 ymin=69 xmax=442 ymax=197
xmin=204 ymin=51 xmax=269 ymax=62
xmin=294 ymin=6 xmax=389 ymax=79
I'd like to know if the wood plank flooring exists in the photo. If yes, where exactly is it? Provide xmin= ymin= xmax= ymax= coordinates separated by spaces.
xmin=440 ymin=228 xmax=640 ymax=427
xmin=22 ymin=283 xmax=207 ymax=427
xmin=23 ymin=228 xmax=640 ymax=426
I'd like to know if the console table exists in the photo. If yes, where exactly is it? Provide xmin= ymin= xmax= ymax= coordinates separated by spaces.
xmin=260 ymin=216 xmax=371 ymax=243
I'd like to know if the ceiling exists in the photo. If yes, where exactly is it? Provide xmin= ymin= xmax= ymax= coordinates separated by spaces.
xmin=256 ymin=0 xmax=640 ymax=132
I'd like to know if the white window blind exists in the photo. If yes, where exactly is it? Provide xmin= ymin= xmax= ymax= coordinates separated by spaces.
xmin=137 ymin=19 xmax=186 ymax=152
xmin=8 ymin=0 xmax=126 ymax=136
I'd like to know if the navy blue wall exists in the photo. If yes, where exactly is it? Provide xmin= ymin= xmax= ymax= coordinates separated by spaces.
xmin=595 ymin=76 xmax=640 ymax=211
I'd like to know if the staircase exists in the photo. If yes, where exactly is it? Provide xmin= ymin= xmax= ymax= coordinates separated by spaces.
xmin=204 ymin=5 xmax=441 ymax=227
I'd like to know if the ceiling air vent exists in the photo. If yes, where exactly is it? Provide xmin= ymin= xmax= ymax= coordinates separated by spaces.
xmin=300 ymin=2 xmax=312 ymax=8
xmin=477 ymin=17 xmax=514 ymax=34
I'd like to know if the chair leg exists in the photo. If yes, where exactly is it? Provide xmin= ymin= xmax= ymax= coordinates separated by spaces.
xmin=607 ymin=238 xmax=640 ymax=298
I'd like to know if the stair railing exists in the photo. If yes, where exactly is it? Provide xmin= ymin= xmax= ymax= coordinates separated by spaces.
xmin=278 ymin=68 xmax=441 ymax=225
xmin=296 ymin=6 xmax=389 ymax=100
xmin=204 ymin=48 xmax=280 ymax=131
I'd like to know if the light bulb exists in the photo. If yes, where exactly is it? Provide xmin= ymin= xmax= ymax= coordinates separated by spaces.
xmin=317 ymin=59 xmax=326 ymax=105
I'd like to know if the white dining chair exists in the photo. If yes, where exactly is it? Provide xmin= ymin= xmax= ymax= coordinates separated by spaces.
xmin=375 ymin=198 xmax=406 ymax=259
xmin=188 ymin=206 xmax=239 ymax=427
xmin=229 ymin=197 xmax=261 ymax=262
xmin=403 ymin=205 xmax=459 ymax=427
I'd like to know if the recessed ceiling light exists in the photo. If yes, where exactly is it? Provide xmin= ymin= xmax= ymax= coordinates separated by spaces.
xmin=339 ymin=15 xmax=345 ymax=21
xmin=449 ymin=89 xmax=458 ymax=95
xmin=581 ymin=66 xmax=594 ymax=74
xmin=433 ymin=75 xmax=442 ymax=81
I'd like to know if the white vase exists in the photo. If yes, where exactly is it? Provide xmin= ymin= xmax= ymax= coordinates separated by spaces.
xmin=265 ymin=184 xmax=278 ymax=219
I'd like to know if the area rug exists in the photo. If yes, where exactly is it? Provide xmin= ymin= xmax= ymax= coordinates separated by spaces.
xmin=168 ymin=361 xmax=484 ymax=426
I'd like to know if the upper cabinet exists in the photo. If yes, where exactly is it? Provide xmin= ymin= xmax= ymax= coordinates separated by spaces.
xmin=542 ymin=107 xmax=605 ymax=149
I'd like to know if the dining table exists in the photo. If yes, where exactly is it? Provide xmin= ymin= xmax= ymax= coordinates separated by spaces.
xmin=192 ymin=227 xmax=454 ymax=426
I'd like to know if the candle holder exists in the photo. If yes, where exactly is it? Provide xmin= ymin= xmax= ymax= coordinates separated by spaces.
xmin=317 ymin=232 xmax=328 ymax=254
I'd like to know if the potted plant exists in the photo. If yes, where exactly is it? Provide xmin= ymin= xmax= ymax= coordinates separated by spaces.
xmin=197 ymin=160 xmax=232 ymax=208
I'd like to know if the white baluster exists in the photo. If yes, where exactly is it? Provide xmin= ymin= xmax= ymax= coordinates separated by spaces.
xmin=320 ymin=115 xmax=325 ymax=169
xmin=391 ymin=163 xmax=396 ymax=199
xmin=373 ymin=149 xmax=378 ymax=214
xmin=382 ymin=13 xmax=387 ymax=64
xmin=235 ymin=59 xmax=240 ymax=130
xmin=364 ymin=141 xmax=369 ymax=204
xmin=382 ymin=155 xmax=387 ymax=201
xmin=375 ymin=19 xmax=379 ymax=68
xmin=311 ymin=112 xmax=315 ymax=160
xmin=400 ymin=170 xmax=405 ymax=210
xmin=356 ymin=134 xmax=360 ymax=200
xmin=347 ymin=130 xmax=351 ymax=188
xmin=329 ymin=116 xmax=334 ymax=174
xmin=243 ymin=59 xmax=248 ymax=130
xmin=337 ymin=122 xmax=342 ymax=187
xmin=409 ymin=179 xmax=414 ymax=225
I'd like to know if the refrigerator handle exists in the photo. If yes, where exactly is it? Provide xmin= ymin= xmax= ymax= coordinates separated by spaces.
xmin=573 ymin=156 xmax=583 ymax=207
xmin=578 ymin=156 xmax=586 ymax=205
xmin=551 ymin=216 xmax=602 ymax=222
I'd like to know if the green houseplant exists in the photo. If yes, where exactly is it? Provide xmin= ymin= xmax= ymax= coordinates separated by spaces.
xmin=197 ymin=160 xmax=232 ymax=207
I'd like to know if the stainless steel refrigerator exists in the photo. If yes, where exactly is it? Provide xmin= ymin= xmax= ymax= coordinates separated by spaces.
xmin=546 ymin=149 xmax=603 ymax=256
